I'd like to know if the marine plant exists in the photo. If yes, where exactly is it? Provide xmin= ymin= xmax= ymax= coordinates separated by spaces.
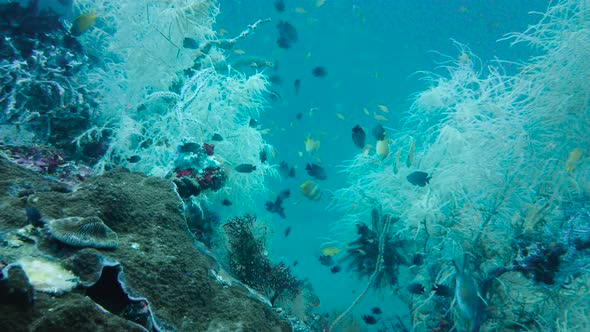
xmin=223 ymin=215 xmax=303 ymax=306
xmin=71 ymin=0 xmax=277 ymax=215
xmin=329 ymin=0 xmax=590 ymax=330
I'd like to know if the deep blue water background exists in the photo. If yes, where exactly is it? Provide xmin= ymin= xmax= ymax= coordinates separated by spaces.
xmin=216 ymin=0 xmax=549 ymax=325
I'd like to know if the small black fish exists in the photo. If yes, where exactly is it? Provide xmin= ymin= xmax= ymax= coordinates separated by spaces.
xmin=221 ymin=199 xmax=232 ymax=206
xmin=235 ymin=164 xmax=256 ymax=173
xmin=260 ymin=149 xmax=268 ymax=163
xmin=352 ymin=125 xmax=366 ymax=149
xmin=371 ymin=307 xmax=382 ymax=315
xmin=432 ymin=284 xmax=453 ymax=297
xmin=279 ymin=161 xmax=296 ymax=178
xmin=249 ymin=118 xmax=258 ymax=127
xmin=296 ymin=112 xmax=303 ymax=120
xmin=277 ymin=20 xmax=298 ymax=49
xmin=265 ymin=196 xmax=286 ymax=218
xmin=26 ymin=207 xmax=43 ymax=227
xmin=306 ymin=163 xmax=327 ymax=180
xmin=412 ymin=253 xmax=424 ymax=266
xmin=407 ymin=282 xmax=425 ymax=295
xmin=268 ymin=75 xmax=282 ymax=85
xmin=182 ymin=37 xmax=199 ymax=49
xmin=406 ymin=171 xmax=431 ymax=187
xmin=285 ymin=226 xmax=291 ymax=237
xmin=372 ymin=124 xmax=386 ymax=140
xmin=211 ymin=133 xmax=223 ymax=141
xmin=274 ymin=0 xmax=285 ymax=12
xmin=178 ymin=142 xmax=201 ymax=154
xmin=362 ymin=314 xmax=378 ymax=325
xmin=318 ymin=255 xmax=334 ymax=266
xmin=127 ymin=155 xmax=141 ymax=163
xmin=278 ymin=189 xmax=290 ymax=199
xmin=293 ymin=260 xmax=298 ymax=266
xmin=312 ymin=66 xmax=327 ymax=77
xmin=294 ymin=79 xmax=301 ymax=95
xmin=330 ymin=265 xmax=341 ymax=273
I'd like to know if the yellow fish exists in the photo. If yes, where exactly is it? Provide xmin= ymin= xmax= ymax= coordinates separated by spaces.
xmin=295 ymin=7 xmax=307 ymax=14
xmin=301 ymin=181 xmax=321 ymax=201
xmin=304 ymin=135 xmax=321 ymax=153
xmin=377 ymin=104 xmax=389 ymax=113
xmin=71 ymin=12 xmax=97 ymax=37
xmin=322 ymin=246 xmax=340 ymax=256
xmin=566 ymin=148 xmax=583 ymax=173
xmin=336 ymin=113 xmax=345 ymax=120
xmin=363 ymin=107 xmax=370 ymax=116
xmin=233 ymin=49 xmax=246 ymax=55
xmin=376 ymin=139 xmax=389 ymax=159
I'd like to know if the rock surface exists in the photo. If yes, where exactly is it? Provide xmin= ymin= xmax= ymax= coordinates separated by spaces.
xmin=0 ymin=157 xmax=291 ymax=331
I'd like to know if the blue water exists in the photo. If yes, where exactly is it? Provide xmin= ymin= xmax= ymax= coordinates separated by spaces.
xmin=216 ymin=0 xmax=549 ymax=324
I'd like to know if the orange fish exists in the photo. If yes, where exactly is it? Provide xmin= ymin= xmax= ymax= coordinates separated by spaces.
xmin=304 ymin=135 xmax=321 ymax=153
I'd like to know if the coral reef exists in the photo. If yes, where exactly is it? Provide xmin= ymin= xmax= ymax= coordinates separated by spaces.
xmin=0 ymin=1 xmax=98 ymax=150
xmin=329 ymin=1 xmax=590 ymax=330
xmin=0 ymin=156 xmax=291 ymax=331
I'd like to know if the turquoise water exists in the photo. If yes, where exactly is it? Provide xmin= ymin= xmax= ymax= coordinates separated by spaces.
xmin=216 ymin=0 xmax=549 ymax=321
xmin=2 ymin=0 xmax=588 ymax=330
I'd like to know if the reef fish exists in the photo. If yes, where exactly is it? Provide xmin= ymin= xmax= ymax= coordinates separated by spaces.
xmin=279 ymin=161 xmax=296 ymax=178
xmin=127 ymin=155 xmax=141 ymax=163
xmin=318 ymin=254 xmax=334 ymax=266
xmin=312 ymin=66 xmax=327 ymax=77
xmin=321 ymin=246 xmax=340 ymax=256
xmin=407 ymin=282 xmax=425 ymax=295
xmin=274 ymin=0 xmax=285 ymax=12
xmin=265 ymin=196 xmax=286 ymax=218
xmin=362 ymin=315 xmax=378 ymax=325
xmin=71 ymin=12 xmax=97 ymax=37
xmin=301 ymin=181 xmax=321 ymax=201
xmin=235 ymin=164 xmax=256 ymax=173
xmin=182 ymin=37 xmax=199 ymax=49
xmin=304 ymin=135 xmax=321 ymax=153
xmin=407 ymin=171 xmax=431 ymax=187
xmin=277 ymin=20 xmax=298 ymax=49
xmin=372 ymin=124 xmax=386 ymax=140
xmin=376 ymin=139 xmax=389 ymax=159
xmin=178 ymin=142 xmax=201 ymax=154
xmin=566 ymin=148 xmax=583 ymax=173
xmin=352 ymin=125 xmax=366 ymax=149
xmin=306 ymin=163 xmax=327 ymax=180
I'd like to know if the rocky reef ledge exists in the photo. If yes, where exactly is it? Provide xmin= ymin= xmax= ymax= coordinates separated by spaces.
xmin=0 ymin=156 xmax=290 ymax=331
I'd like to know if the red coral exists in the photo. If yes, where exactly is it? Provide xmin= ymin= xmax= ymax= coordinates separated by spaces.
xmin=175 ymin=169 xmax=194 ymax=178
xmin=202 ymin=143 xmax=215 ymax=156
